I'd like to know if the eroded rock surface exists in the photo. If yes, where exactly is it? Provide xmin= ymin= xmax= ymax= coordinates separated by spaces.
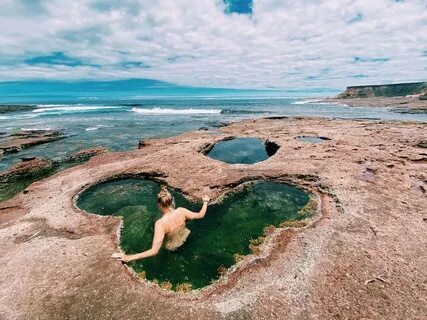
xmin=0 ymin=129 xmax=65 ymax=157
xmin=0 ymin=117 xmax=426 ymax=319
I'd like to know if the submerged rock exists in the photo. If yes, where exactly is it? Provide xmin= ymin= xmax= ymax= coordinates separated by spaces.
xmin=0 ymin=129 xmax=65 ymax=156
xmin=0 ymin=105 xmax=37 ymax=114
xmin=0 ymin=158 xmax=54 ymax=182
xmin=63 ymin=147 xmax=107 ymax=163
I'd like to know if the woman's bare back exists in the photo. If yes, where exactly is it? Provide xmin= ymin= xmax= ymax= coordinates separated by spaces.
xmin=112 ymin=195 xmax=210 ymax=262
xmin=159 ymin=208 xmax=187 ymax=234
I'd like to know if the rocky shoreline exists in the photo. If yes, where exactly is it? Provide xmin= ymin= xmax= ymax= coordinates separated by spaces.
xmin=0 ymin=116 xmax=426 ymax=319
xmin=322 ymin=96 xmax=427 ymax=112
xmin=0 ymin=129 xmax=65 ymax=158
xmin=0 ymin=104 xmax=37 ymax=114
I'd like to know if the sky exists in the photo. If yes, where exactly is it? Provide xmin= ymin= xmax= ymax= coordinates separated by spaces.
xmin=0 ymin=0 xmax=426 ymax=90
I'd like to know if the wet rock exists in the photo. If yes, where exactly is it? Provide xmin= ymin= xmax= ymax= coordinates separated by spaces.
xmin=0 ymin=129 xmax=65 ymax=155
xmin=20 ymin=156 xmax=37 ymax=162
xmin=199 ymin=142 xmax=215 ymax=155
xmin=138 ymin=140 xmax=147 ymax=149
xmin=198 ymin=127 xmax=209 ymax=131
xmin=415 ymin=140 xmax=427 ymax=148
xmin=63 ymin=147 xmax=107 ymax=163
xmin=0 ymin=158 xmax=54 ymax=182
xmin=264 ymin=139 xmax=280 ymax=157
xmin=0 ymin=105 xmax=37 ymax=114
xmin=206 ymin=121 xmax=229 ymax=128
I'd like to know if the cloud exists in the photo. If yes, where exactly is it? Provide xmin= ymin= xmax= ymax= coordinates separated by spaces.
xmin=0 ymin=0 xmax=425 ymax=89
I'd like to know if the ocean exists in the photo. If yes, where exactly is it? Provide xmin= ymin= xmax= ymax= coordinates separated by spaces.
xmin=1 ymin=96 xmax=426 ymax=172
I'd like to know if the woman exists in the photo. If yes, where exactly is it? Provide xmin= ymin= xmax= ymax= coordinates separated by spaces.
xmin=112 ymin=186 xmax=210 ymax=263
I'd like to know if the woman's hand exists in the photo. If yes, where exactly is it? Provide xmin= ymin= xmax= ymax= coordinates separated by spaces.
xmin=202 ymin=195 xmax=210 ymax=203
xmin=112 ymin=252 xmax=132 ymax=263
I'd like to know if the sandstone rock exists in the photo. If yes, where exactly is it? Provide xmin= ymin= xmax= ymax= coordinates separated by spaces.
xmin=0 ymin=157 xmax=54 ymax=182
xmin=62 ymin=147 xmax=107 ymax=163
xmin=0 ymin=129 xmax=65 ymax=155
xmin=415 ymin=140 xmax=427 ymax=148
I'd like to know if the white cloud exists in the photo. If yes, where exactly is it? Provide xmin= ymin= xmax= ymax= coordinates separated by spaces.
xmin=0 ymin=0 xmax=425 ymax=89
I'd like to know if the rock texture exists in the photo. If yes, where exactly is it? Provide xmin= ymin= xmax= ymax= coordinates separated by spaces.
xmin=322 ymin=96 xmax=427 ymax=112
xmin=0 ymin=129 xmax=65 ymax=156
xmin=0 ymin=117 xmax=426 ymax=320
xmin=0 ymin=158 xmax=54 ymax=182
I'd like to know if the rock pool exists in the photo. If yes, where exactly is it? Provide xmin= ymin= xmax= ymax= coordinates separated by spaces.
xmin=206 ymin=137 xmax=278 ymax=164
xmin=296 ymin=136 xmax=330 ymax=143
xmin=77 ymin=178 xmax=312 ymax=290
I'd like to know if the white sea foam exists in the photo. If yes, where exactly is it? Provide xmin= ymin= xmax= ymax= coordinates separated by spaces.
xmin=20 ymin=127 xmax=54 ymax=131
xmin=33 ymin=105 xmax=121 ymax=113
xmin=131 ymin=107 xmax=222 ymax=115
xmin=292 ymin=99 xmax=348 ymax=107
xmin=0 ymin=114 xmax=39 ymax=120
xmin=85 ymin=125 xmax=109 ymax=131
xmin=292 ymin=99 xmax=322 ymax=105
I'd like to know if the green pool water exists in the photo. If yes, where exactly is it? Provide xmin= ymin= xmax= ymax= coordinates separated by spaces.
xmin=207 ymin=137 xmax=272 ymax=164
xmin=77 ymin=178 xmax=311 ymax=290
xmin=0 ymin=159 xmax=86 ymax=202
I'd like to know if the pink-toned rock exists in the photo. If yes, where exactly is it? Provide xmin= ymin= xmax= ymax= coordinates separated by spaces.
xmin=0 ymin=117 xmax=426 ymax=320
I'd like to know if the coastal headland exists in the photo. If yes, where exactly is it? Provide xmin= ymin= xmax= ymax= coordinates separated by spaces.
xmin=323 ymin=82 xmax=427 ymax=113
xmin=0 ymin=116 xmax=426 ymax=319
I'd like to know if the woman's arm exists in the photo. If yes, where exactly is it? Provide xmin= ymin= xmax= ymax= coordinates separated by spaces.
xmin=183 ymin=195 xmax=210 ymax=220
xmin=112 ymin=221 xmax=165 ymax=263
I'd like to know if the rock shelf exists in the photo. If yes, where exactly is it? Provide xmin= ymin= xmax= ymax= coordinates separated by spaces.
xmin=0 ymin=117 xmax=426 ymax=319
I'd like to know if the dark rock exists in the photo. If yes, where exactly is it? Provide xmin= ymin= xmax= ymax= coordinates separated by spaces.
xmin=199 ymin=142 xmax=215 ymax=155
xmin=264 ymin=140 xmax=280 ymax=157
xmin=63 ymin=147 xmax=107 ymax=163
xmin=0 ymin=105 xmax=37 ymax=114
xmin=415 ymin=140 xmax=427 ymax=148
xmin=20 ymin=156 xmax=37 ymax=162
xmin=138 ymin=140 xmax=147 ymax=149
xmin=0 ymin=158 xmax=55 ymax=183
xmin=198 ymin=127 xmax=209 ymax=131
xmin=265 ymin=116 xmax=288 ymax=120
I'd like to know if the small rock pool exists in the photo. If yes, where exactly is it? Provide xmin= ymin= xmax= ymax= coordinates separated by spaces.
xmin=205 ymin=137 xmax=279 ymax=164
xmin=77 ymin=178 xmax=313 ymax=290
xmin=296 ymin=136 xmax=330 ymax=143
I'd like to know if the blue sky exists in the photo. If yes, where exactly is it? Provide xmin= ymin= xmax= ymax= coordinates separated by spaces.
xmin=0 ymin=0 xmax=426 ymax=90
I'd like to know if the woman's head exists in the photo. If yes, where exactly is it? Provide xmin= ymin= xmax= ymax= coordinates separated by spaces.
xmin=157 ymin=186 xmax=174 ymax=210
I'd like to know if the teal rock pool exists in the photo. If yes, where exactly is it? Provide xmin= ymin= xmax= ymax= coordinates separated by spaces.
xmin=296 ymin=136 xmax=330 ymax=143
xmin=204 ymin=137 xmax=279 ymax=164
xmin=77 ymin=178 xmax=313 ymax=290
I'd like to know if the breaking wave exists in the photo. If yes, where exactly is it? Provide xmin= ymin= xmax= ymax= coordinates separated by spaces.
xmin=131 ymin=107 xmax=222 ymax=115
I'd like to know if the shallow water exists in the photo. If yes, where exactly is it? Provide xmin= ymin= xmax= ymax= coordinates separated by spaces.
xmin=1 ymin=97 xmax=426 ymax=172
xmin=0 ymin=158 xmax=87 ymax=202
xmin=77 ymin=178 xmax=310 ymax=289
xmin=207 ymin=137 xmax=270 ymax=164
xmin=296 ymin=136 xmax=329 ymax=143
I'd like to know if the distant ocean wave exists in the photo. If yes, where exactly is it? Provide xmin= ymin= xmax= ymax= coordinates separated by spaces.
xmin=85 ymin=124 xmax=112 ymax=131
xmin=33 ymin=105 xmax=122 ymax=113
xmin=0 ymin=113 xmax=39 ymax=120
xmin=292 ymin=99 xmax=322 ymax=105
xmin=131 ymin=107 xmax=222 ymax=115
xmin=220 ymin=108 xmax=269 ymax=115
xmin=292 ymin=99 xmax=348 ymax=106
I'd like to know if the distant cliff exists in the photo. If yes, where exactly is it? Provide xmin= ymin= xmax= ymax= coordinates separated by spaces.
xmin=337 ymin=82 xmax=427 ymax=99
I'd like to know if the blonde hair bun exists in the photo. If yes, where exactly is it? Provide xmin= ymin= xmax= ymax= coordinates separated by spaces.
xmin=157 ymin=185 xmax=174 ymax=209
